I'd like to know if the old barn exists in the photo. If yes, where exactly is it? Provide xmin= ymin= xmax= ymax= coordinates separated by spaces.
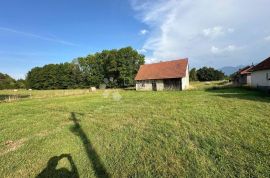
xmin=232 ymin=65 xmax=254 ymax=86
xmin=251 ymin=56 xmax=270 ymax=91
xmin=135 ymin=58 xmax=189 ymax=91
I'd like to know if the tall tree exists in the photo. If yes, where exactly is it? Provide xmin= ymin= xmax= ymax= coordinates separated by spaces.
xmin=189 ymin=68 xmax=198 ymax=81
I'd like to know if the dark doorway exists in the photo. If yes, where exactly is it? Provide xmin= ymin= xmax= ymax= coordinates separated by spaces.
xmin=164 ymin=78 xmax=182 ymax=90
xmin=152 ymin=81 xmax=157 ymax=91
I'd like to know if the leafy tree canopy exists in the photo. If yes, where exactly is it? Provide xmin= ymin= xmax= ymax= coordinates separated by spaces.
xmin=196 ymin=67 xmax=225 ymax=81
xmin=26 ymin=47 xmax=145 ymax=89
xmin=0 ymin=73 xmax=25 ymax=89
xmin=189 ymin=68 xmax=198 ymax=81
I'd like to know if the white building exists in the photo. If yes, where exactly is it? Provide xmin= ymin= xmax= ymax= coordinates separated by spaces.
xmin=251 ymin=57 xmax=270 ymax=91
xmin=135 ymin=59 xmax=189 ymax=91
xmin=232 ymin=66 xmax=253 ymax=86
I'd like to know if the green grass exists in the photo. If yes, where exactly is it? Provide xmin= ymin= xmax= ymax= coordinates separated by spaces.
xmin=0 ymin=89 xmax=91 ymax=102
xmin=0 ymin=84 xmax=269 ymax=177
xmin=189 ymin=80 xmax=230 ymax=90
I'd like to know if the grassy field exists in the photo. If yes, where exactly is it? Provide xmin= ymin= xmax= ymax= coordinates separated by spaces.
xmin=0 ymin=89 xmax=90 ymax=102
xmin=0 ymin=83 xmax=269 ymax=177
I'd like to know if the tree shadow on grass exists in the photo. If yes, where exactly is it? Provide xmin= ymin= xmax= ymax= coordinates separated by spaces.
xmin=36 ymin=154 xmax=79 ymax=178
xmin=205 ymin=87 xmax=270 ymax=103
xmin=70 ymin=112 xmax=110 ymax=178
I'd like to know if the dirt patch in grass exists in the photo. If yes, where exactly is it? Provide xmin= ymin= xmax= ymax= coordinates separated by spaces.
xmin=0 ymin=138 xmax=28 ymax=156
xmin=0 ymin=123 xmax=70 ymax=157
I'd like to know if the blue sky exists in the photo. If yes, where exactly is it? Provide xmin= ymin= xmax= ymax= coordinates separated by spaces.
xmin=1 ymin=0 xmax=270 ymax=79
xmin=0 ymin=0 xmax=147 ymax=79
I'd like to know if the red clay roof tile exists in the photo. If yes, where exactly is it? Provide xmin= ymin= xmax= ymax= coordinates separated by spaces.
xmin=252 ymin=57 xmax=270 ymax=71
xmin=239 ymin=66 xmax=253 ymax=75
xmin=135 ymin=58 xmax=188 ymax=80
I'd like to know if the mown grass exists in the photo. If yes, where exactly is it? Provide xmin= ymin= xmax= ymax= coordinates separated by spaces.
xmin=0 ymin=89 xmax=91 ymax=102
xmin=0 ymin=84 xmax=269 ymax=177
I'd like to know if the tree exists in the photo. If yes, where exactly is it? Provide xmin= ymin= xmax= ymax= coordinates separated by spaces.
xmin=196 ymin=67 xmax=225 ymax=81
xmin=26 ymin=46 xmax=145 ymax=89
xmin=77 ymin=46 xmax=144 ymax=88
xmin=0 ymin=73 xmax=17 ymax=89
xmin=189 ymin=68 xmax=198 ymax=81
xmin=16 ymin=79 xmax=26 ymax=89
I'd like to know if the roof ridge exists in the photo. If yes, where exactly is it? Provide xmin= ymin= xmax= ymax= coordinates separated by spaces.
xmin=143 ymin=58 xmax=188 ymax=66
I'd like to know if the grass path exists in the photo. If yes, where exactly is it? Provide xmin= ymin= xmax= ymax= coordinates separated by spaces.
xmin=0 ymin=88 xmax=269 ymax=177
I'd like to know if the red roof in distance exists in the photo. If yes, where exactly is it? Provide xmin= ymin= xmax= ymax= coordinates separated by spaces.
xmin=252 ymin=56 xmax=270 ymax=71
xmin=239 ymin=66 xmax=254 ymax=75
xmin=135 ymin=58 xmax=188 ymax=81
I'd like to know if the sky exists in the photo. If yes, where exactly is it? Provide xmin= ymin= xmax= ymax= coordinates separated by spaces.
xmin=1 ymin=0 xmax=270 ymax=79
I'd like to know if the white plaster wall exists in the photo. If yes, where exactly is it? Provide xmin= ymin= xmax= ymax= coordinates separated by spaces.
xmin=251 ymin=69 xmax=270 ymax=87
xmin=156 ymin=80 xmax=164 ymax=91
xmin=181 ymin=65 xmax=189 ymax=90
xmin=136 ymin=80 xmax=152 ymax=91
xmin=136 ymin=80 xmax=164 ymax=91
xmin=247 ymin=75 xmax=251 ymax=86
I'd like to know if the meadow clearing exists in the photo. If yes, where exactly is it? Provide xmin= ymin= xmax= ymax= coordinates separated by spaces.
xmin=0 ymin=82 xmax=269 ymax=177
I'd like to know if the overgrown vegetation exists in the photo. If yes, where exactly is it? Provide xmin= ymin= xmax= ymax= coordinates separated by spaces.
xmin=0 ymin=83 xmax=269 ymax=177
xmin=26 ymin=47 xmax=144 ymax=90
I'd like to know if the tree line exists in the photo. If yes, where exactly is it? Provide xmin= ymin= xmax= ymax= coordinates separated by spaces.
xmin=26 ymin=47 xmax=145 ymax=89
xmin=1 ymin=46 xmax=227 ymax=90
xmin=189 ymin=67 xmax=225 ymax=81
xmin=0 ymin=73 xmax=25 ymax=90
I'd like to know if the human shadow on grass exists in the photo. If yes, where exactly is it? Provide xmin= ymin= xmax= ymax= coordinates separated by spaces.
xmin=36 ymin=154 xmax=79 ymax=178
xmin=70 ymin=112 xmax=110 ymax=178
xmin=205 ymin=87 xmax=270 ymax=103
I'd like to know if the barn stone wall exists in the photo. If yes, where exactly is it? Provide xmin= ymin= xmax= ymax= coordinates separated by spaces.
xmin=156 ymin=80 xmax=164 ymax=91
xmin=251 ymin=69 xmax=270 ymax=91
xmin=136 ymin=80 xmax=152 ymax=91
xmin=136 ymin=80 xmax=164 ymax=91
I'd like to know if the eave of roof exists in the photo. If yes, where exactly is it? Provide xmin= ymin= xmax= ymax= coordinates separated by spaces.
xmin=239 ymin=66 xmax=253 ymax=75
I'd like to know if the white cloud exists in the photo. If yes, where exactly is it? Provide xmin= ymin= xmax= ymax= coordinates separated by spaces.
xmin=211 ymin=45 xmax=240 ymax=54
xmin=140 ymin=29 xmax=149 ymax=35
xmin=228 ymin=28 xmax=235 ymax=33
xmin=131 ymin=0 xmax=270 ymax=67
xmin=265 ymin=36 xmax=270 ymax=41
xmin=203 ymin=26 xmax=223 ymax=38
xmin=211 ymin=46 xmax=220 ymax=54
xmin=137 ymin=48 xmax=147 ymax=53
xmin=0 ymin=27 xmax=78 ymax=46
xmin=202 ymin=26 xmax=234 ymax=38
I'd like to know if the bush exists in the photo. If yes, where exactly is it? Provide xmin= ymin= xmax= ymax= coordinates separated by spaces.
xmin=197 ymin=67 xmax=225 ymax=81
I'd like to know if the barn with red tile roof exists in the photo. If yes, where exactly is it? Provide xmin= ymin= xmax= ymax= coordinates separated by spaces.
xmin=135 ymin=58 xmax=189 ymax=91
xmin=232 ymin=65 xmax=254 ymax=86
xmin=251 ymin=56 xmax=270 ymax=91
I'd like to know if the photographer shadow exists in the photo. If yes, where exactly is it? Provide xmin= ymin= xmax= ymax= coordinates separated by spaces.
xmin=36 ymin=154 xmax=79 ymax=178
xmin=69 ymin=112 xmax=110 ymax=178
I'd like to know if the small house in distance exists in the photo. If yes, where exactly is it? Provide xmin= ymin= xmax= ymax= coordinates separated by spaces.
xmin=232 ymin=65 xmax=253 ymax=86
xmin=251 ymin=56 xmax=270 ymax=91
xmin=135 ymin=58 xmax=189 ymax=91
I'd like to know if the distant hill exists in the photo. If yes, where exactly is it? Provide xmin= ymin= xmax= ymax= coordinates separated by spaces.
xmin=219 ymin=65 xmax=245 ymax=76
